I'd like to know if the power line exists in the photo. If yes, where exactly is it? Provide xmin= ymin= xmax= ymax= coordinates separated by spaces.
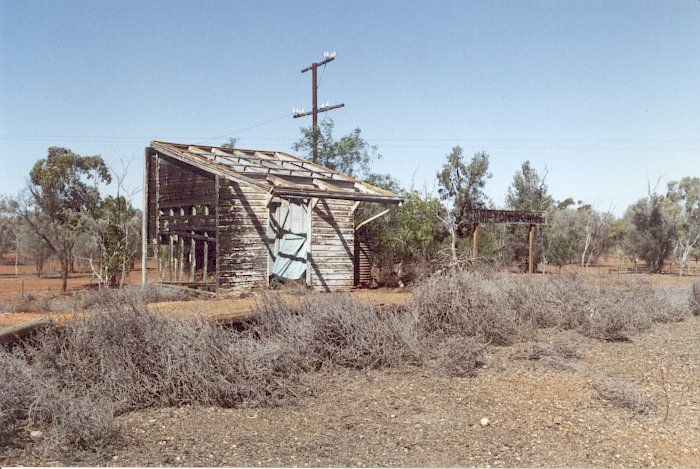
xmin=0 ymin=113 xmax=294 ymax=145
xmin=201 ymin=112 xmax=293 ymax=143
xmin=1 ymin=133 xmax=697 ymax=144
xmin=293 ymin=51 xmax=344 ymax=163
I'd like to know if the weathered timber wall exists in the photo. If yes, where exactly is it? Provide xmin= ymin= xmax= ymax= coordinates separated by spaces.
xmin=217 ymin=179 xmax=270 ymax=292
xmin=354 ymin=238 xmax=373 ymax=286
xmin=310 ymin=198 xmax=355 ymax=291
xmin=156 ymin=155 xmax=217 ymax=236
xmin=157 ymin=155 xmax=217 ymax=208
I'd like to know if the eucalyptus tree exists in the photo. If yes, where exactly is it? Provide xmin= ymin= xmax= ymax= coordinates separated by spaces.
xmin=10 ymin=147 xmax=111 ymax=291
xmin=293 ymin=119 xmax=379 ymax=178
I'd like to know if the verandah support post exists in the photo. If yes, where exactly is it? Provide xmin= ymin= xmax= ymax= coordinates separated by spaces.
xmin=190 ymin=206 xmax=196 ymax=282
xmin=178 ymin=235 xmax=185 ymax=281
xmin=169 ymin=234 xmax=174 ymax=281
xmin=178 ymin=207 xmax=185 ymax=280
xmin=528 ymin=224 xmax=536 ymax=274
xmin=203 ymin=206 xmax=209 ymax=282
xmin=141 ymin=148 xmax=149 ymax=286
xmin=168 ymin=207 xmax=175 ymax=281
xmin=472 ymin=223 xmax=480 ymax=259
xmin=203 ymin=238 xmax=209 ymax=282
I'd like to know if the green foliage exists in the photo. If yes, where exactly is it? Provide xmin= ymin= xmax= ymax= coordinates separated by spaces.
xmin=436 ymin=147 xmax=491 ymax=222
xmin=624 ymin=195 xmax=677 ymax=273
xmin=293 ymin=119 xmax=379 ymax=177
xmin=547 ymin=233 xmax=573 ymax=269
xmin=0 ymin=216 xmax=12 ymax=261
xmin=12 ymin=147 xmax=111 ymax=291
xmin=100 ymin=223 xmax=127 ymax=287
xmin=363 ymin=173 xmax=402 ymax=194
xmin=28 ymin=147 xmax=111 ymax=222
xmin=666 ymin=177 xmax=700 ymax=272
xmin=360 ymin=189 xmax=446 ymax=265
xmin=503 ymin=162 xmax=551 ymax=267
xmin=506 ymin=161 xmax=551 ymax=211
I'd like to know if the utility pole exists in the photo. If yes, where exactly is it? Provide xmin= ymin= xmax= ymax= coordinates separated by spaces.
xmin=293 ymin=51 xmax=344 ymax=163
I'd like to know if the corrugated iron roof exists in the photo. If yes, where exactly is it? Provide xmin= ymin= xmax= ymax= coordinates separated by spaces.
xmin=150 ymin=141 xmax=403 ymax=204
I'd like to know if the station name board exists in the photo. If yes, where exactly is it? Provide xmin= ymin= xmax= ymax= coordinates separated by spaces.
xmin=464 ymin=209 xmax=547 ymax=225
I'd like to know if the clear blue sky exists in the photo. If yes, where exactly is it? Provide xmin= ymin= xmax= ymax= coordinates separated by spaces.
xmin=1 ymin=0 xmax=698 ymax=215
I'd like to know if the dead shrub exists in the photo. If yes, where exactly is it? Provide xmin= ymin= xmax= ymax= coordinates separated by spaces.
xmin=0 ymin=349 xmax=37 ymax=437
xmin=433 ymin=336 xmax=486 ymax=377
xmin=1 ymin=294 xmax=52 ymax=314
xmin=253 ymin=293 xmax=423 ymax=371
xmin=409 ymin=271 xmax=534 ymax=345
xmin=593 ymin=376 xmax=655 ymax=414
xmin=72 ymin=284 xmax=189 ymax=312
xmin=410 ymin=270 xmax=692 ymax=345
xmin=0 ymin=349 xmax=118 ymax=457
xmin=32 ymin=303 xmax=299 ymax=414
xmin=515 ymin=332 xmax=583 ymax=361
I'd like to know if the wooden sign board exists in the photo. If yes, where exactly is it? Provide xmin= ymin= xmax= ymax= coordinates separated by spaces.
xmin=464 ymin=209 xmax=547 ymax=225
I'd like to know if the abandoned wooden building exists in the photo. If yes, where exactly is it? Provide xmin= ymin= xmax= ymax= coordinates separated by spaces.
xmin=141 ymin=141 xmax=403 ymax=294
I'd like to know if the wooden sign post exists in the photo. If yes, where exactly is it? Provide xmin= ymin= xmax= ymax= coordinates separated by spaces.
xmin=463 ymin=209 xmax=547 ymax=274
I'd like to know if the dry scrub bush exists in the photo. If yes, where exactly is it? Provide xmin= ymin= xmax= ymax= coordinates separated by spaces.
xmin=409 ymin=271 xmax=534 ymax=345
xmin=0 ymin=349 xmax=118 ymax=456
xmin=32 ymin=301 xmax=298 ymax=414
xmin=593 ymin=376 xmax=656 ymax=415
xmin=410 ymin=271 xmax=692 ymax=345
xmin=433 ymin=336 xmax=486 ymax=377
xmin=0 ymin=350 xmax=36 ymax=436
xmin=514 ymin=332 xmax=583 ymax=361
xmin=72 ymin=284 xmax=189 ymax=311
xmin=253 ymin=293 xmax=423 ymax=371
xmin=1 ymin=294 xmax=52 ymax=314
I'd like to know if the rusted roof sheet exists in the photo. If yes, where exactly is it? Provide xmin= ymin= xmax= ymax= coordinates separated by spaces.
xmin=150 ymin=141 xmax=403 ymax=204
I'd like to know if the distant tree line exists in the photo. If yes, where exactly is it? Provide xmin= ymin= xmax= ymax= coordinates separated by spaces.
xmin=0 ymin=147 xmax=141 ymax=292
xmin=293 ymin=120 xmax=700 ymax=280
xmin=1 ymin=125 xmax=697 ymax=291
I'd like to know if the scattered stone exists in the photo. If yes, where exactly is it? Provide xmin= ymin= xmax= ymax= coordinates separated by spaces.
xmin=29 ymin=430 xmax=42 ymax=441
xmin=480 ymin=417 xmax=490 ymax=427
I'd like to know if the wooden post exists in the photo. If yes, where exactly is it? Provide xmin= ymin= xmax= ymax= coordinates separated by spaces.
xmin=178 ymin=208 xmax=185 ymax=281
xmin=215 ymin=177 xmax=220 ymax=297
xmin=168 ymin=208 xmax=174 ymax=281
xmin=178 ymin=235 xmax=185 ymax=281
xmin=141 ymin=148 xmax=150 ymax=286
xmin=155 ymin=238 xmax=162 ymax=282
xmin=169 ymin=234 xmax=174 ymax=281
xmin=528 ymin=224 xmax=536 ymax=274
xmin=472 ymin=223 xmax=480 ymax=259
xmin=203 ymin=206 xmax=209 ymax=282
xmin=203 ymin=237 xmax=209 ymax=282
xmin=190 ymin=206 xmax=196 ymax=282
xmin=190 ymin=236 xmax=196 ymax=282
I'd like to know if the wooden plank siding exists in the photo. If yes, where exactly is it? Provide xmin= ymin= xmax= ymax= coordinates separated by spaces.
xmin=217 ymin=179 xmax=270 ymax=292
xmin=149 ymin=151 xmax=361 ymax=294
xmin=154 ymin=154 xmax=218 ymax=286
xmin=309 ymin=198 xmax=355 ymax=291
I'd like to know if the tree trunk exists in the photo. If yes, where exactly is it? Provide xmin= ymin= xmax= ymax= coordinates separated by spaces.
xmin=59 ymin=255 xmax=69 ymax=292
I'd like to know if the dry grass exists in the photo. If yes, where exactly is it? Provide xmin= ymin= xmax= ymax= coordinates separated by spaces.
xmin=1 ymin=272 xmax=694 ymax=460
xmin=593 ymin=376 xmax=656 ymax=415
xmin=410 ymin=271 xmax=692 ymax=344
xmin=252 ymin=293 xmax=423 ymax=371
xmin=0 ymin=293 xmax=52 ymax=314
